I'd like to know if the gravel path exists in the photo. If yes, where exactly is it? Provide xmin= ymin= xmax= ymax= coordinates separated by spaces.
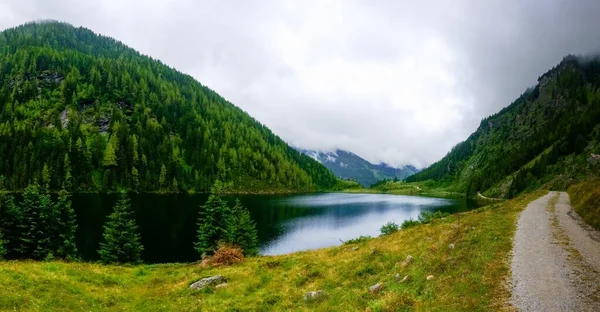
xmin=511 ymin=192 xmax=600 ymax=311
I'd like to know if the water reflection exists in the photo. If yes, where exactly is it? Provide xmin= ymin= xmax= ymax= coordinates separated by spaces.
xmin=72 ymin=192 xmax=469 ymax=263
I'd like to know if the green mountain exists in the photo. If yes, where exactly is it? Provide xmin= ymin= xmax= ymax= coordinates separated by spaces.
xmin=406 ymin=55 xmax=600 ymax=198
xmin=297 ymin=148 xmax=419 ymax=187
xmin=0 ymin=21 xmax=336 ymax=193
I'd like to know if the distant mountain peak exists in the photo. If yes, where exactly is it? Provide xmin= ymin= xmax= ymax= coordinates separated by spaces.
xmin=296 ymin=148 xmax=419 ymax=187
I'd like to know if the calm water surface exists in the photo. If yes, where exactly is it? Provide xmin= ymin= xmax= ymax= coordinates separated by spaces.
xmin=72 ymin=192 xmax=473 ymax=263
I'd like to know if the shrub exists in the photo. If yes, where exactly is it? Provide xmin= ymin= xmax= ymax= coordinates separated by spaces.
xmin=209 ymin=244 xmax=244 ymax=266
xmin=380 ymin=221 xmax=399 ymax=236
xmin=401 ymin=219 xmax=420 ymax=229
xmin=418 ymin=211 xmax=450 ymax=224
xmin=344 ymin=235 xmax=372 ymax=244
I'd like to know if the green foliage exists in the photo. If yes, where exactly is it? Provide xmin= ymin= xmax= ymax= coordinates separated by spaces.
xmin=0 ymin=21 xmax=336 ymax=193
xmin=196 ymin=182 xmax=260 ymax=257
xmin=417 ymin=211 xmax=450 ymax=224
xmin=195 ymin=182 xmax=230 ymax=257
xmin=379 ymin=221 xmax=399 ymax=236
xmin=53 ymin=190 xmax=78 ymax=260
xmin=400 ymin=219 xmax=420 ymax=229
xmin=98 ymin=195 xmax=143 ymax=264
xmin=343 ymin=235 xmax=372 ymax=244
xmin=227 ymin=199 xmax=259 ymax=256
xmin=407 ymin=55 xmax=600 ymax=198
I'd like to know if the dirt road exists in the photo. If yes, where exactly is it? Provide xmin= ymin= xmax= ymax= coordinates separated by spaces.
xmin=511 ymin=191 xmax=600 ymax=311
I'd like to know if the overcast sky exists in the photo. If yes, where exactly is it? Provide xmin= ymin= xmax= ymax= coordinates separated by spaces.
xmin=2 ymin=0 xmax=600 ymax=167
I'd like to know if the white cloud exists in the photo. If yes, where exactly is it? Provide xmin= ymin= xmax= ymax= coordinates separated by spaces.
xmin=2 ymin=0 xmax=600 ymax=167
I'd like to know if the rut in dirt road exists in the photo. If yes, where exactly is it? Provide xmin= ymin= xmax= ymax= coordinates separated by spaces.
xmin=511 ymin=191 xmax=600 ymax=312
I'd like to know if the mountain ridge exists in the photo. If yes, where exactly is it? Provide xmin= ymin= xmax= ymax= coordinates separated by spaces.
xmin=406 ymin=54 xmax=600 ymax=199
xmin=297 ymin=148 xmax=419 ymax=187
xmin=0 ymin=21 xmax=337 ymax=193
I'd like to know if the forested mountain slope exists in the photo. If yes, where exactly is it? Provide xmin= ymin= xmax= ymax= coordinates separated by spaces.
xmin=0 ymin=21 xmax=336 ymax=193
xmin=298 ymin=148 xmax=419 ymax=187
xmin=407 ymin=55 xmax=600 ymax=198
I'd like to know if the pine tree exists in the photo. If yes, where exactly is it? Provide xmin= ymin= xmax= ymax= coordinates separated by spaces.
xmin=195 ymin=182 xmax=230 ymax=257
xmin=158 ymin=164 xmax=167 ymax=191
xmin=103 ymin=136 xmax=118 ymax=167
xmin=54 ymin=190 xmax=78 ymax=260
xmin=42 ymin=163 xmax=51 ymax=191
xmin=227 ymin=199 xmax=259 ymax=256
xmin=98 ymin=195 xmax=144 ymax=264
xmin=18 ymin=184 xmax=44 ymax=259
xmin=63 ymin=154 xmax=72 ymax=191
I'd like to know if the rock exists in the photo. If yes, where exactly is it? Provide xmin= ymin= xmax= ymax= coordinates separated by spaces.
xmin=449 ymin=243 xmax=455 ymax=250
xmin=406 ymin=255 xmax=413 ymax=263
xmin=394 ymin=273 xmax=400 ymax=282
xmin=369 ymin=283 xmax=383 ymax=294
xmin=215 ymin=283 xmax=228 ymax=289
xmin=304 ymin=290 xmax=325 ymax=301
xmin=426 ymin=275 xmax=434 ymax=280
xmin=351 ymin=247 xmax=359 ymax=251
xmin=189 ymin=275 xmax=227 ymax=290
xmin=401 ymin=275 xmax=409 ymax=283
xmin=588 ymin=154 xmax=600 ymax=164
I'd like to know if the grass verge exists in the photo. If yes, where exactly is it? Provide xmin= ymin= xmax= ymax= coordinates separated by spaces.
xmin=568 ymin=178 xmax=600 ymax=230
xmin=0 ymin=190 xmax=547 ymax=311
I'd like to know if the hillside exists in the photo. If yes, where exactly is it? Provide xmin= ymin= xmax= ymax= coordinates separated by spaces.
xmin=298 ymin=148 xmax=419 ymax=187
xmin=0 ymin=21 xmax=336 ymax=193
xmin=407 ymin=55 xmax=600 ymax=199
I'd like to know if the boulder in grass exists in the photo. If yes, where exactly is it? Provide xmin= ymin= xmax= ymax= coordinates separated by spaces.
xmin=369 ymin=283 xmax=383 ymax=294
xmin=426 ymin=275 xmax=434 ymax=280
xmin=189 ymin=275 xmax=227 ymax=290
xmin=304 ymin=290 xmax=325 ymax=301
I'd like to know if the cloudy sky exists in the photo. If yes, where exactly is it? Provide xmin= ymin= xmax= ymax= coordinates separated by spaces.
xmin=2 ymin=0 xmax=600 ymax=167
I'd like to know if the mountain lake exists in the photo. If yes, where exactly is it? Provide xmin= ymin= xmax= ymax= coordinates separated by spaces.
xmin=72 ymin=192 xmax=475 ymax=263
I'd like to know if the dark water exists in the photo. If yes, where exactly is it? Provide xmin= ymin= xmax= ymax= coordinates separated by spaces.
xmin=72 ymin=192 xmax=473 ymax=263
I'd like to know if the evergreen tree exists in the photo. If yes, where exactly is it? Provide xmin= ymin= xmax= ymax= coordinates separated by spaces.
xmin=98 ymin=195 xmax=144 ymax=264
xmin=195 ymin=182 xmax=230 ymax=256
xmin=0 ymin=194 xmax=22 ymax=259
xmin=227 ymin=199 xmax=259 ymax=256
xmin=18 ymin=184 xmax=45 ymax=259
xmin=158 ymin=165 xmax=167 ymax=191
xmin=63 ymin=154 xmax=72 ymax=191
xmin=54 ymin=190 xmax=78 ymax=260
xmin=42 ymin=163 xmax=51 ymax=191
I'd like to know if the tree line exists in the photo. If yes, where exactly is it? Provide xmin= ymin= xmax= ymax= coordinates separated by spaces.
xmin=0 ymin=181 xmax=259 ymax=263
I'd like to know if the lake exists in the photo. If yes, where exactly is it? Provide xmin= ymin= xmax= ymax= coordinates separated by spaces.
xmin=72 ymin=192 xmax=473 ymax=263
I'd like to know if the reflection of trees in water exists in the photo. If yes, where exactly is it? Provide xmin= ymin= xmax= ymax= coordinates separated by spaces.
xmin=70 ymin=193 xmax=476 ymax=264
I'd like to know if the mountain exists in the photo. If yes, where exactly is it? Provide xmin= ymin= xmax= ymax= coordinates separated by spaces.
xmin=0 ymin=21 xmax=337 ymax=193
xmin=407 ymin=55 xmax=600 ymax=198
xmin=298 ymin=149 xmax=419 ymax=186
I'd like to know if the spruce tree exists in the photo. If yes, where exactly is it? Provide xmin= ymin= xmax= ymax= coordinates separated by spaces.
xmin=54 ymin=190 xmax=78 ymax=260
xmin=18 ymin=184 xmax=51 ymax=260
xmin=98 ymin=195 xmax=144 ymax=264
xmin=195 ymin=182 xmax=230 ymax=257
xmin=228 ymin=199 xmax=259 ymax=256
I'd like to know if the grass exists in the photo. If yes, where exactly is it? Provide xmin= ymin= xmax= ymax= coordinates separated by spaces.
xmin=568 ymin=178 xmax=600 ymax=230
xmin=0 ymin=190 xmax=547 ymax=311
